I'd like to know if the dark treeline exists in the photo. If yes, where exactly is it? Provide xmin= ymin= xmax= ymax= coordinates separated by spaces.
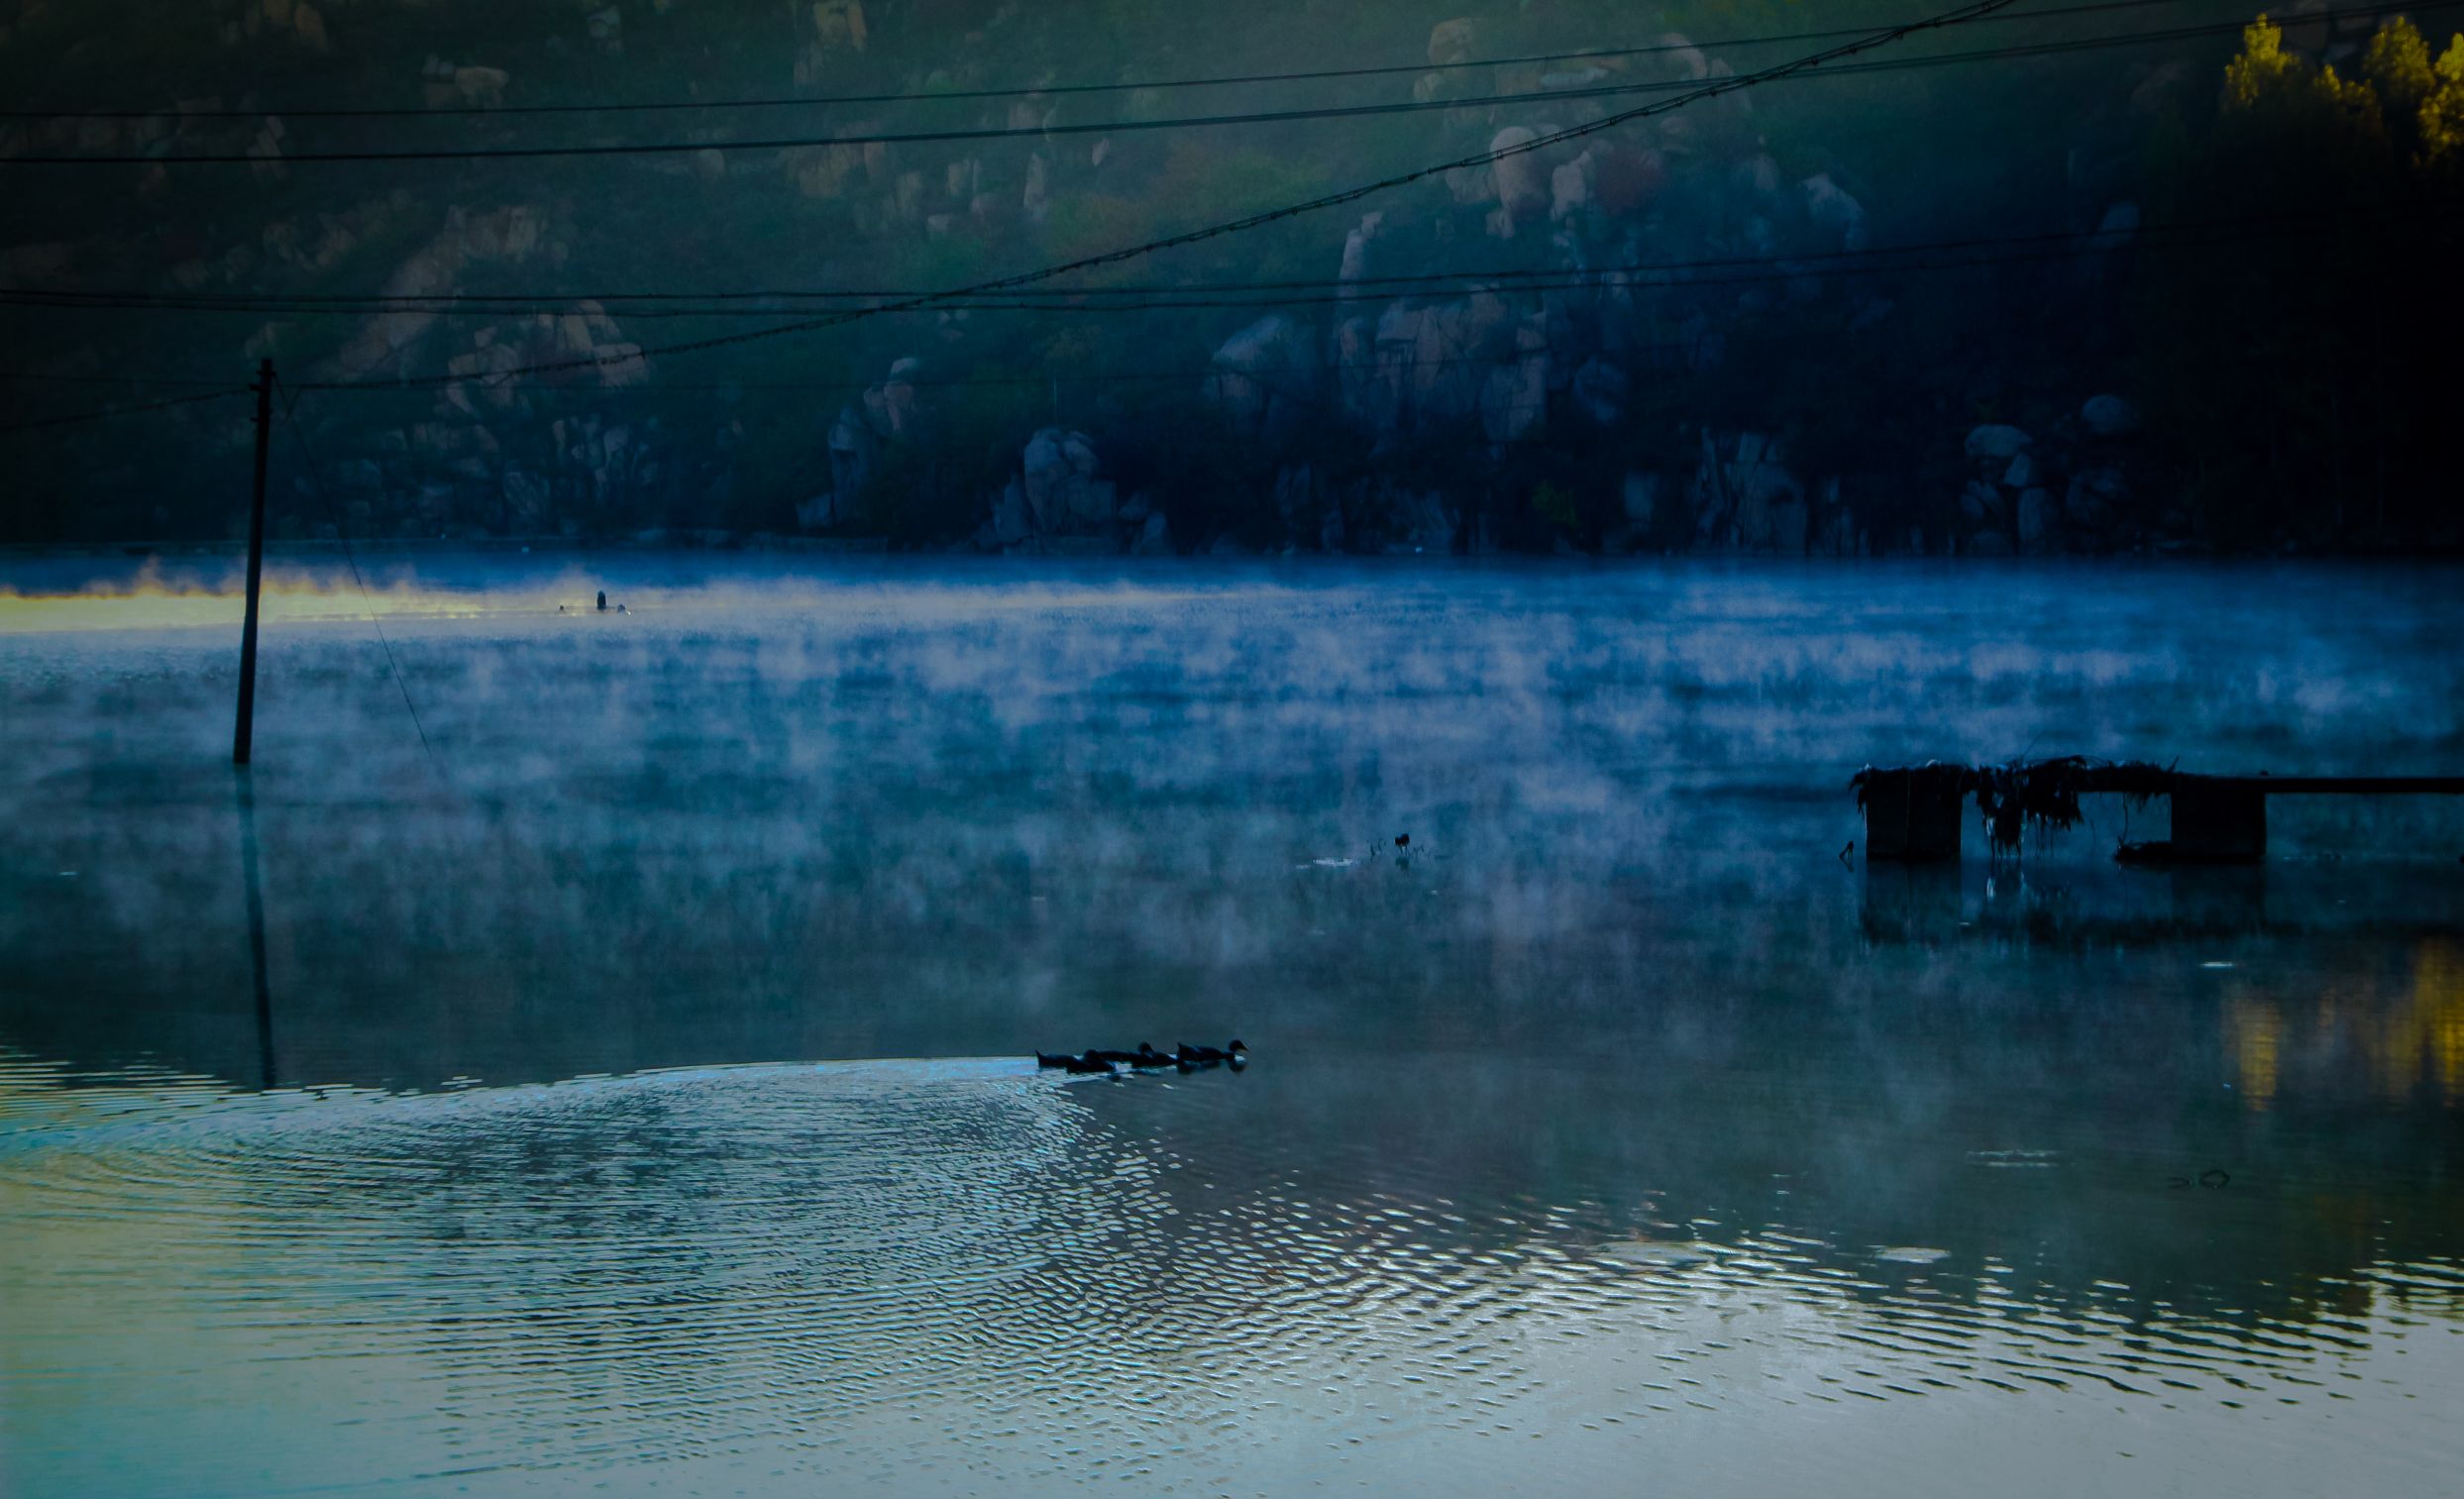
xmin=0 ymin=0 xmax=2458 ymax=555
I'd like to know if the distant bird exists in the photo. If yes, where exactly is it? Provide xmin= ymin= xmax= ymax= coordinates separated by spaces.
xmin=1035 ymin=1050 xmax=1117 ymax=1076
xmin=596 ymin=590 xmax=607 ymax=611
xmin=1395 ymin=833 xmax=1410 ymax=850
xmin=1175 ymin=1039 xmax=1247 ymax=1066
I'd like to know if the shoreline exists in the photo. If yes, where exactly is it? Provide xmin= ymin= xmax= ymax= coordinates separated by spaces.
xmin=8 ymin=534 xmax=2464 ymax=566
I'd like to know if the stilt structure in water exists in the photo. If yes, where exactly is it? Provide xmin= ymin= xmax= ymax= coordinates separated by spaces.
xmin=1855 ymin=758 xmax=2464 ymax=864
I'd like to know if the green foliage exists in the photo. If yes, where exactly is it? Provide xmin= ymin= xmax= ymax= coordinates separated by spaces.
xmin=6 ymin=0 xmax=2460 ymax=551
xmin=2426 ymin=34 xmax=2464 ymax=161
xmin=2366 ymin=17 xmax=2436 ymax=113
xmin=2136 ymin=15 xmax=2464 ymax=548
xmin=2224 ymin=17 xmax=2382 ymax=132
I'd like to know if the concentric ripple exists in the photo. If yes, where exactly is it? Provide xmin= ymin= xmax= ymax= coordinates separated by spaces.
xmin=4 ymin=1051 xmax=2460 ymax=1498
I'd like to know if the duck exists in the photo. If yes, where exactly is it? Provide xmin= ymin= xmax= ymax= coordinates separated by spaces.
xmin=1035 ymin=1050 xmax=1117 ymax=1075
xmin=1174 ymin=1039 xmax=1247 ymax=1066
xmin=1086 ymin=1042 xmax=1175 ymax=1068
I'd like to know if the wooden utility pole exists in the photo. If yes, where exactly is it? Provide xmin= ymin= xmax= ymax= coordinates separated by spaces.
xmin=233 ymin=358 xmax=274 ymax=765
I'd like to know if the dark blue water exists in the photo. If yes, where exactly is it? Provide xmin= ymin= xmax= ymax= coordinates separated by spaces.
xmin=3 ymin=556 xmax=2460 ymax=1496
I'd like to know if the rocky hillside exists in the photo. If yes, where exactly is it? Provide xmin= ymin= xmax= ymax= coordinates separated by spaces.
xmin=3 ymin=0 xmax=2458 ymax=554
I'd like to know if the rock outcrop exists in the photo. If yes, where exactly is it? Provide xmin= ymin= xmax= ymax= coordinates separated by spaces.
xmin=975 ymin=429 xmax=1166 ymax=555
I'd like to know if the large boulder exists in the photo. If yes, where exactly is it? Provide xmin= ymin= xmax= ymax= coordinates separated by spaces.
xmin=1550 ymin=153 xmax=1593 ymax=223
xmin=453 ymin=65 xmax=508 ymax=106
xmin=1428 ymin=19 xmax=1476 ymax=64
xmin=861 ymin=357 xmax=923 ymax=439
xmin=1205 ymin=314 xmax=1321 ymax=441
xmin=1019 ymin=427 xmax=1115 ymax=530
xmin=1693 ymin=431 xmax=1807 ymax=552
xmin=2081 ymin=393 xmax=2141 ymax=437
xmin=1404 ymin=292 xmax=1515 ymax=428
xmin=812 ymin=0 xmax=868 ymax=50
xmin=1964 ymin=424 xmax=2033 ymax=461
xmin=1797 ymin=173 xmax=1868 ymax=252
xmin=1338 ymin=211 xmax=1384 ymax=293
xmin=2066 ymin=466 xmax=2129 ymax=527
xmin=1488 ymin=127 xmax=1553 ymax=231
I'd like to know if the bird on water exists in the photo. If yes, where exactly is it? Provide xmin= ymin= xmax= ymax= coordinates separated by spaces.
xmin=1175 ymin=1040 xmax=1247 ymax=1066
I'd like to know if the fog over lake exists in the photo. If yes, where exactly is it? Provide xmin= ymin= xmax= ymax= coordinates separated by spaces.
xmin=4 ymin=555 xmax=2461 ymax=1497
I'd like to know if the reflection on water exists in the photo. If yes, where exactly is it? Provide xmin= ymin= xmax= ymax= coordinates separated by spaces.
xmin=3 ymin=557 xmax=2462 ymax=1496
xmin=2223 ymin=941 xmax=2464 ymax=1113
xmin=4 ymin=1048 xmax=2461 ymax=1498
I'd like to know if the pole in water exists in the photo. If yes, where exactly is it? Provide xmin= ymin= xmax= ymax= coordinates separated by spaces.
xmin=238 ymin=777 xmax=276 ymax=1091
xmin=232 ymin=358 xmax=275 ymax=766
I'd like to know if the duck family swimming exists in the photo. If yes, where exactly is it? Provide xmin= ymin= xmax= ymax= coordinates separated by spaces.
xmin=1035 ymin=1040 xmax=1247 ymax=1075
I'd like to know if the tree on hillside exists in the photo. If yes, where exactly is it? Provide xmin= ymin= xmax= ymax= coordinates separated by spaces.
xmin=2136 ymin=16 xmax=2464 ymax=549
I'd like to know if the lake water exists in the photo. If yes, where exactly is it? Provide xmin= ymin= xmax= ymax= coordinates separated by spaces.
xmin=3 ymin=555 xmax=2462 ymax=1496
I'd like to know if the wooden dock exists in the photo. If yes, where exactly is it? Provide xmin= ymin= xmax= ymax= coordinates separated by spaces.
xmin=1854 ymin=759 xmax=2464 ymax=863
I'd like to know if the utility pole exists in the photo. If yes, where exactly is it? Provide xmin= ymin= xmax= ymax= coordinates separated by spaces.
xmin=233 ymin=358 xmax=273 ymax=766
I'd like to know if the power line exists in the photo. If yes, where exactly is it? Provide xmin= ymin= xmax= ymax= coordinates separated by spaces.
xmin=0 ymin=347 xmax=1769 ymax=403
xmin=0 ymin=386 xmax=248 ymax=436
xmin=12 ymin=202 xmax=2436 ymax=399
xmin=0 ymin=204 xmax=2428 ymax=324
xmin=1 ymin=4 xmax=2416 ymax=167
xmin=0 ymin=368 xmax=245 ymax=386
xmin=1 ymin=0 xmax=2216 ymax=122
xmin=0 ymin=333 xmax=1897 ymax=420
xmin=0 ymin=1 xmax=2089 ymax=403
xmin=0 ymin=205 xmax=2377 ymax=307
xmin=281 ymin=0 xmax=2056 ymax=389
xmin=295 ymin=345 xmax=1749 ymax=397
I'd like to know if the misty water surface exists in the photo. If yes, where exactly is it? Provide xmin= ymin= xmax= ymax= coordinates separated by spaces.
xmin=2 ymin=555 xmax=2461 ymax=1497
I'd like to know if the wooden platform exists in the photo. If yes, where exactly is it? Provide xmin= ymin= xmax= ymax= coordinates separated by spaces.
xmin=1854 ymin=760 xmax=2464 ymax=864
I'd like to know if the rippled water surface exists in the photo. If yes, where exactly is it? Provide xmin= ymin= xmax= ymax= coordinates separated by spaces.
xmin=3 ymin=557 xmax=2462 ymax=1496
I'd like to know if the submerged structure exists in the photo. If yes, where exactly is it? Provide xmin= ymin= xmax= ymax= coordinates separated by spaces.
xmin=1854 ymin=758 xmax=2464 ymax=863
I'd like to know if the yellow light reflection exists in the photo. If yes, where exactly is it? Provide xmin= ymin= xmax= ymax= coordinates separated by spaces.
xmin=2384 ymin=939 xmax=2464 ymax=1105
xmin=2225 ymin=994 xmax=2282 ymax=1112
xmin=0 ymin=571 xmax=455 ymax=631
